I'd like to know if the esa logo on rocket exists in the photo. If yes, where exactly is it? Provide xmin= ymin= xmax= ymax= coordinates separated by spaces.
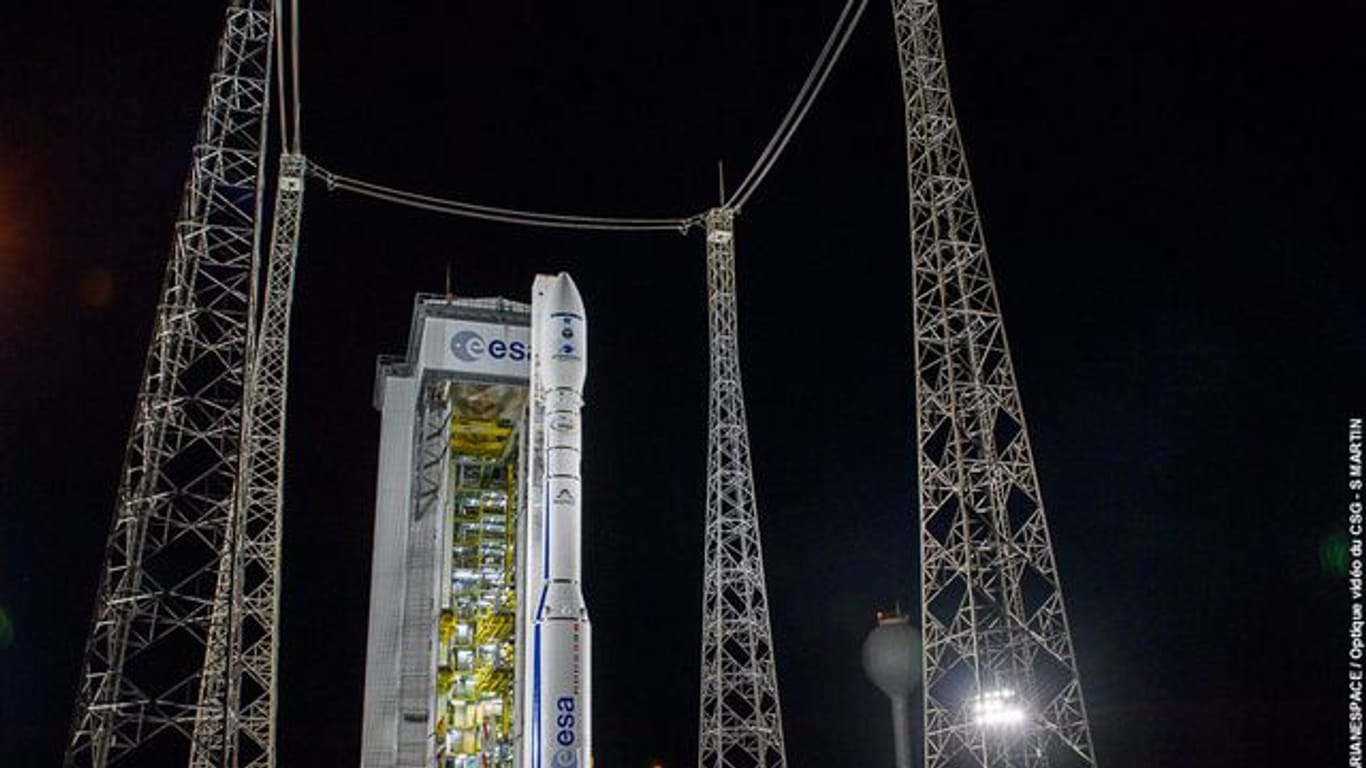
xmin=554 ymin=696 xmax=578 ymax=766
xmin=448 ymin=328 xmax=529 ymax=363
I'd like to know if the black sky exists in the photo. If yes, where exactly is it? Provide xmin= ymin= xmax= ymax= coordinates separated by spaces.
xmin=2 ymin=2 xmax=1363 ymax=766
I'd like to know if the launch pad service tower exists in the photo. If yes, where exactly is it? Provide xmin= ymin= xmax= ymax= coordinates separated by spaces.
xmin=361 ymin=274 xmax=592 ymax=768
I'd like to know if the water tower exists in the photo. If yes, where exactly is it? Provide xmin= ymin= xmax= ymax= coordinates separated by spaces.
xmin=862 ymin=608 xmax=922 ymax=768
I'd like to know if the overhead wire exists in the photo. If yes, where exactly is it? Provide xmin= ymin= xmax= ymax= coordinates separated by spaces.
xmin=726 ymin=0 xmax=856 ymax=207
xmin=726 ymin=0 xmax=868 ymax=212
xmin=270 ymin=0 xmax=303 ymax=152
xmin=272 ymin=0 xmax=291 ymax=151
xmin=298 ymin=1 xmax=862 ymax=233
xmin=310 ymin=163 xmax=705 ymax=233
xmin=290 ymin=0 xmax=302 ymax=151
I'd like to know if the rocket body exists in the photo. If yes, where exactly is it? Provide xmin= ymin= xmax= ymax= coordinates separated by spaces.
xmin=531 ymin=273 xmax=591 ymax=768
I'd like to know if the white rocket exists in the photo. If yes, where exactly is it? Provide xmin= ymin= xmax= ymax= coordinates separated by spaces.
xmin=523 ymin=272 xmax=592 ymax=768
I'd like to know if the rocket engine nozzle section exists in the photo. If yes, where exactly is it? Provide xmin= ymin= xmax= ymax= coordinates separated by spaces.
xmin=529 ymin=272 xmax=591 ymax=768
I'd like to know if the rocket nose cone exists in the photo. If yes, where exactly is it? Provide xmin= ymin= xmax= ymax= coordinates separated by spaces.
xmin=551 ymin=272 xmax=585 ymax=316
xmin=539 ymin=272 xmax=588 ymax=391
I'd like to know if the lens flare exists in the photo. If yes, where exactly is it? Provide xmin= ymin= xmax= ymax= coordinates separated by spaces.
xmin=0 ymin=604 xmax=14 ymax=649
xmin=1321 ymin=532 xmax=1350 ymax=578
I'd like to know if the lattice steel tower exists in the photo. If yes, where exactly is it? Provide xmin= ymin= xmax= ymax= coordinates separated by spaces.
xmin=66 ymin=2 xmax=303 ymax=765
xmin=697 ymin=208 xmax=788 ymax=768
xmin=891 ymin=0 xmax=1097 ymax=766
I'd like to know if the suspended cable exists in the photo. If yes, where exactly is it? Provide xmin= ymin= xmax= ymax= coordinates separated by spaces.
xmin=726 ymin=0 xmax=868 ymax=212
xmin=272 ymin=0 xmax=291 ymax=151
xmin=727 ymin=0 xmax=855 ymax=205
xmin=269 ymin=0 xmax=302 ymax=151
xmin=290 ymin=0 xmax=302 ymax=151
xmin=310 ymin=163 xmax=704 ymax=233
xmin=301 ymin=2 xmax=863 ymax=231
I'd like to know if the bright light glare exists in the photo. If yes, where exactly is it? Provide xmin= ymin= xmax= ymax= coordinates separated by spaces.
xmin=970 ymin=688 xmax=1025 ymax=727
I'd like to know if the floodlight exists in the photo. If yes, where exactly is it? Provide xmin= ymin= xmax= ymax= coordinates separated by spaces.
xmin=969 ymin=688 xmax=1026 ymax=727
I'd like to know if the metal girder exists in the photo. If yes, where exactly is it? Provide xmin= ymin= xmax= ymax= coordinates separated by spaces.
xmin=891 ymin=1 xmax=1098 ymax=766
xmin=697 ymin=208 xmax=788 ymax=768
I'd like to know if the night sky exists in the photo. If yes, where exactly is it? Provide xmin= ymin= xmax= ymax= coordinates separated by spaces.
xmin=2 ymin=2 xmax=1363 ymax=766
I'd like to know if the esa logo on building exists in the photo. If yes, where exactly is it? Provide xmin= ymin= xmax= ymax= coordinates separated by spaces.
xmin=449 ymin=329 xmax=528 ymax=363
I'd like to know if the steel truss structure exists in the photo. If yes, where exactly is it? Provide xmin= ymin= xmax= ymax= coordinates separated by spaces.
xmin=890 ymin=0 xmax=1097 ymax=766
xmin=59 ymin=1 xmax=1107 ymax=766
xmin=697 ymin=208 xmax=788 ymax=768
xmin=66 ymin=3 xmax=305 ymax=766
xmin=190 ymin=153 xmax=306 ymax=768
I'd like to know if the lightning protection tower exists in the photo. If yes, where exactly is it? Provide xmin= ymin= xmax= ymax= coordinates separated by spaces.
xmin=891 ymin=0 xmax=1098 ymax=766
xmin=697 ymin=207 xmax=788 ymax=768
xmin=65 ymin=2 xmax=299 ymax=766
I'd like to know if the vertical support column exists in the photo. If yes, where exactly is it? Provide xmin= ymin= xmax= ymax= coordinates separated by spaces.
xmin=890 ymin=1 xmax=1098 ymax=765
xmin=361 ymin=376 xmax=420 ymax=768
xmin=697 ymin=208 xmax=788 ymax=768
xmin=518 ymin=280 xmax=547 ymax=768
xmin=397 ymin=388 xmax=451 ymax=766
xmin=65 ymin=3 xmax=274 ymax=766
xmin=191 ymin=151 xmax=307 ymax=768
xmin=238 ymin=152 xmax=306 ymax=767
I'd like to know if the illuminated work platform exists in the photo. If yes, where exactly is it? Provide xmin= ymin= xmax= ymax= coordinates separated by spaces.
xmin=363 ymin=294 xmax=531 ymax=768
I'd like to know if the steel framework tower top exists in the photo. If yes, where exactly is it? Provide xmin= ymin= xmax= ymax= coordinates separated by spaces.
xmin=890 ymin=0 xmax=1099 ymax=765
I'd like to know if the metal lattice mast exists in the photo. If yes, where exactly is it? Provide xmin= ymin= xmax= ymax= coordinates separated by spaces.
xmin=698 ymin=208 xmax=788 ymax=768
xmin=236 ymin=151 xmax=305 ymax=767
xmin=891 ymin=1 xmax=1097 ymax=766
xmin=189 ymin=153 xmax=305 ymax=768
xmin=65 ymin=3 xmax=274 ymax=766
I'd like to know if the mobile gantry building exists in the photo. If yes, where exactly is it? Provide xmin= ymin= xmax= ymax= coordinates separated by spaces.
xmin=362 ymin=293 xmax=532 ymax=768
